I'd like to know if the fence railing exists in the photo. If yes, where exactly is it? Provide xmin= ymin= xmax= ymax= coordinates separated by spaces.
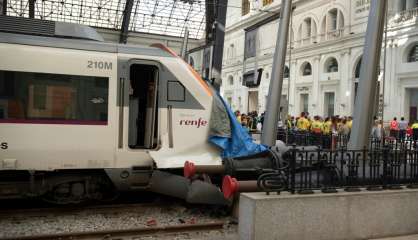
xmin=257 ymin=146 xmax=418 ymax=194
xmin=390 ymin=7 xmax=418 ymax=25
xmin=277 ymin=130 xmax=418 ymax=151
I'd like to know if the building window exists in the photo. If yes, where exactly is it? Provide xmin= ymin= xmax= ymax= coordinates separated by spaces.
xmin=227 ymin=97 xmax=232 ymax=107
xmin=324 ymin=92 xmax=335 ymax=117
xmin=300 ymin=93 xmax=309 ymax=113
xmin=305 ymin=18 xmax=312 ymax=38
xmin=325 ymin=57 xmax=338 ymax=73
xmin=302 ymin=62 xmax=312 ymax=76
xmin=355 ymin=57 xmax=362 ymax=79
xmin=408 ymin=44 xmax=418 ymax=62
xmin=228 ymin=75 xmax=234 ymax=86
xmin=329 ymin=9 xmax=338 ymax=31
xmin=263 ymin=0 xmax=273 ymax=6
xmin=0 ymin=70 xmax=109 ymax=124
xmin=242 ymin=0 xmax=250 ymax=16
xmin=244 ymin=29 xmax=257 ymax=59
xmin=284 ymin=66 xmax=290 ymax=78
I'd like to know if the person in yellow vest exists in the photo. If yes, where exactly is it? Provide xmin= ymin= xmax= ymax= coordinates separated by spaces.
xmin=412 ymin=120 xmax=418 ymax=141
xmin=347 ymin=116 xmax=353 ymax=130
xmin=322 ymin=117 xmax=332 ymax=135
xmin=311 ymin=116 xmax=323 ymax=134
xmin=297 ymin=112 xmax=309 ymax=131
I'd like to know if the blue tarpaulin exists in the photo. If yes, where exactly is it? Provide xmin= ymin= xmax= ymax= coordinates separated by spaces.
xmin=209 ymin=92 xmax=268 ymax=158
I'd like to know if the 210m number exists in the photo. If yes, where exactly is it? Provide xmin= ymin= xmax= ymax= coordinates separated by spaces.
xmin=87 ymin=61 xmax=112 ymax=70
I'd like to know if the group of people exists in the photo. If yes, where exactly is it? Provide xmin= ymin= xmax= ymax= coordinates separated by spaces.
xmin=234 ymin=111 xmax=261 ymax=131
xmin=284 ymin=112 xmax=353 ymax=136
xmin=234 ymin=109 xmax=418 ymax=142
xmin=388 ymin=117 xmax=418 ymax=141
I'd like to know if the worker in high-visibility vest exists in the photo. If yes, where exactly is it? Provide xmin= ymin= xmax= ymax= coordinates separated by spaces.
xmin=311 ymin=116 xmax=323 ymax=134
xmin=412 ymin=120 xmax=418 ymax=141
xmin=297 ymin=113 xmax=310 ymax=132
xmin=322 ymin=117 xmax=332 ymax=135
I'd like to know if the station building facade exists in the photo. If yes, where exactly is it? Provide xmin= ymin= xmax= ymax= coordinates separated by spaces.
xmin=216 ymin=0 xmax=418 ymax=123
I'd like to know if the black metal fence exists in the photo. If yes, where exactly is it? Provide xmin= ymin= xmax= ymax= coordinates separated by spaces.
xmin=277 ymin=129 xmax=418 ymax=151
xmin=257 ymin=145 xmax=418 ymax=194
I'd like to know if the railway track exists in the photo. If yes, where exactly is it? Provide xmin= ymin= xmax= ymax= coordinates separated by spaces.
xmin=0 ymin=221 xmax=227 ymax=240
xmin=0 ymin=202 xmax=161 ymax=218
xmin=0 ymin=200 xmax=233 ymax=240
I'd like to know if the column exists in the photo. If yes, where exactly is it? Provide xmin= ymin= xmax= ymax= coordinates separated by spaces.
xmin=312 ymin=56 xmax=320 ymax=116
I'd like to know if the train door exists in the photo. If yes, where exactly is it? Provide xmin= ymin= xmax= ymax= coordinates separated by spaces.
xmin=128 ymin=64 xmax=159 ymax=149
xmin=114 ymin=60 xmax=160 ymax=170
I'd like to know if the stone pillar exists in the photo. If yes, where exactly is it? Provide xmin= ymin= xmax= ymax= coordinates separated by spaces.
xmin=312 ymin=56 xmax=320 ymax=115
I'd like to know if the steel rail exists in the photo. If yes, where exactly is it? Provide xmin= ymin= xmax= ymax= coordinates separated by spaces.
xmin=1 ymin=221 xmax=226 ymax=240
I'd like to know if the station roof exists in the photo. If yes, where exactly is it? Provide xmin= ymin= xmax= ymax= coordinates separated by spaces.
xmin=5 ymin=0 xmax=206 ymax=39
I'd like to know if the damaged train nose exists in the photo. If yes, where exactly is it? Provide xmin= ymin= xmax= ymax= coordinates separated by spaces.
xmin=148 ymin=170 xmax=230 ymax=205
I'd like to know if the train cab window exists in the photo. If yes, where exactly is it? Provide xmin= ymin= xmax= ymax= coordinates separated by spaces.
xmin=128 ymin=64 xmax=159 ymax=149
xmin=0 ymin=70 xmax=108 ymax=124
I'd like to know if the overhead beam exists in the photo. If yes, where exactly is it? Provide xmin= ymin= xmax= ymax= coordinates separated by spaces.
xmin=210 ymin=0 xmax=228 ymax=91
xmin=180 ymin=27 xmax=189 ymax=60
xmin=205 ymin=0 xmax=216 ymax=43
xmin=260 ymin=0 xmax=292 ymax=146
xmin=1 ymin=0 xmax=7 ymax=15
xmin=29 ymin=0 xmax=35 ymax=18
xmin=119 ymin=0 xmax=134 ymax=44
xmin=348 ymin=0 xmax=387 ymax=150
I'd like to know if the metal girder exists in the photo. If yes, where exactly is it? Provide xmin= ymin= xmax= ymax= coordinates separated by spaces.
xmin=260 ymin=0 xmax=292 ymax=146
xmin=205 ymin=0 xmax=216 ymax=43
xmin=29 ymin=0 xmax=35 ymax=18
xmin=348 ymin=0 xmax=387 ymax=150
xmin=1 ymin=0 xmax=7 ymax=15
xmin=210 ymin=0 xmax=228 ymax=91
xmin=119 ymin=0 xmax=135 ymax=44
xmin=181 ymin=27 xmax=189 ymax=60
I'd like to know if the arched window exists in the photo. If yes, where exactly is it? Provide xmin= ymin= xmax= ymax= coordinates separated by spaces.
xmin=301 ymin=62 xmax=312 ymax=76
xmin=355 ymin=58 xmax=362 ymax=78
xmin=408 ymin=44 xmax=418 ymax=62
xmin=320 ymin=8 xmax=345 ymax=40
xmin=284 ymin=66 xmax=290 ymax=78
xmin=325 ymin=57 xmax=338 ymax=73
xmin=228 ymin=75 xmax=234 ymax=86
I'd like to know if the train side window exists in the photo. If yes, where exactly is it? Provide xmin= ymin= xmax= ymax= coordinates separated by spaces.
xmin=128 ymin=64 xmax=159 ymax=149
xmin=167 ymin=81 xmax=185 ymax=102
xmin=0 ymin=70 xmax=108 ymax=125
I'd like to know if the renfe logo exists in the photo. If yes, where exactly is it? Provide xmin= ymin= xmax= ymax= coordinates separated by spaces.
xmin=179 ymin=118 xmax=208 ymax=128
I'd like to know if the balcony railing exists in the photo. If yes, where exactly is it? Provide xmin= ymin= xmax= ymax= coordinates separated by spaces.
xmin=391 ymin=7 xmax=418 ymax=25
xmin=319 ymin=28 xmax=344 ymax=42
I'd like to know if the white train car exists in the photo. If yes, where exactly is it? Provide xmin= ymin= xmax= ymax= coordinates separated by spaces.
xmin=0 ymin=16 xmax=223 ymax=204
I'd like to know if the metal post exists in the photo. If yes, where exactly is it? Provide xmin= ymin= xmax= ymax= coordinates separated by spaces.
xmin=180 ymin=27 xmax=189 ymax=60
xmin=29 ymin=0 xmax=35 ymax=18
xmin=260 ymin=0 xmax=292 ymax=146
xmin=119 ymin=0 xmax=134 ymax=44
xmin=381 ymin=5 xmax=388 ymax=146
xmin=1 ymin=0 xmax=7 ymax=15
xmin=348 ymin=0 xmax=387 ymax=150
xmin=211 ymin=0 xmax=228 ymax=91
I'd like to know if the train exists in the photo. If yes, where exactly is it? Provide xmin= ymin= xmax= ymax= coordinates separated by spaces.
xmin=0 ymin=16 xmax=232 ymax=204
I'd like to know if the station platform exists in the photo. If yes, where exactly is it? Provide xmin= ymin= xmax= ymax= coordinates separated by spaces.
xmin=238 ymin=190 xmax=418 ymax=240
